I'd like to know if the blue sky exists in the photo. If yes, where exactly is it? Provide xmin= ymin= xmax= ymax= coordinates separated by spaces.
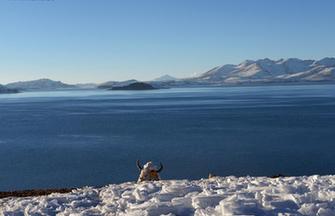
xmin=0 ymin=0 xmax=334 ymax=84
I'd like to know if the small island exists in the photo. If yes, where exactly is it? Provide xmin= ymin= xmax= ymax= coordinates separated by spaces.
xmin=110 ymin=82 xmax=156 ymax=90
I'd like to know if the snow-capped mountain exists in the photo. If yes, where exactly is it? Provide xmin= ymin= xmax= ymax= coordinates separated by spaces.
xmin=5 ymin=79 xmax=76 ymax=91
xmin=153 ymin=74 xmax=177 ymax=82
xmin=191 ymin=57 xmax=335 ymax=84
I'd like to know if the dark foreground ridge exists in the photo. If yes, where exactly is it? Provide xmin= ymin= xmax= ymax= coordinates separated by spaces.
xmin=0 ymin=188 xmax=73 ymax=199
xmin=110 ymin=82 xmax=156 ymax=90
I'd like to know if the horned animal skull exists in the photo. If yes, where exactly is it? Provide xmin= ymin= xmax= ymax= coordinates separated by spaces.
xmin=137 ymin=160 xmax=163 ymax=183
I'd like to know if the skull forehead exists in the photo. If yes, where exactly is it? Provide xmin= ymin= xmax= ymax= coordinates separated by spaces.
xmin=143 ymin=161 xmax=155 ymax=170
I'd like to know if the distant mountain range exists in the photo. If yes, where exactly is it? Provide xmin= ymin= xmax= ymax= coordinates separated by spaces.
xmin=188 ymin=57 xmax=335 ymax=85
xmin=1 ymin=58 xmax=334 ymax=93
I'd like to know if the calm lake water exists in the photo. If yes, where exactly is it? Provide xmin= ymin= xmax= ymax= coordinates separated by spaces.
xmin=0 ymin=84 xmax=335 ymax=191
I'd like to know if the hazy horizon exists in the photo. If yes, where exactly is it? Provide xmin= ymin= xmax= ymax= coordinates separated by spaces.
xmin=1 ymin=0 xmax=335 ymax=84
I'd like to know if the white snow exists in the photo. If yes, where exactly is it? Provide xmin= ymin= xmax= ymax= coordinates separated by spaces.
xmin=1 ymin=175 xmax=335 ymax=215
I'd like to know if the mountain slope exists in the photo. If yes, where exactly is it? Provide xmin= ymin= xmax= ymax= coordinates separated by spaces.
xmin=5 ymin=79 xmax=75 ymax=91
xmin=0 ymin=85 xmax=19 ymax=94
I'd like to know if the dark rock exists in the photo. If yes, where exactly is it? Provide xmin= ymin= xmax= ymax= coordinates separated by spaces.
xmin=270 ymin=174 xmax=286 ymax=178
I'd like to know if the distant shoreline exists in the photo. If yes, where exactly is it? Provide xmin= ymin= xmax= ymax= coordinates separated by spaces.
xmin=1 ymin=80 xmax=335 ymax=95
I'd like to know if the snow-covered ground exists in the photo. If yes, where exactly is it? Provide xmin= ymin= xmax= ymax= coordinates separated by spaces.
xmin=1 ymin=175 xmax=335 ymax=216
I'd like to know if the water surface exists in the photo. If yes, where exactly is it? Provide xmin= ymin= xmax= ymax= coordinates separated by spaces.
xmin=0 ymin=85 xmax=335 ymax=190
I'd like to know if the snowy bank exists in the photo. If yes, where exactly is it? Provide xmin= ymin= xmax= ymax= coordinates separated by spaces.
xmin=1 ymin=175 xmax=335 ymax=215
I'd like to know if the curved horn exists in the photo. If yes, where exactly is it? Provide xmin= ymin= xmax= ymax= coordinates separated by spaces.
xmin=136 ymin=160 xmax=143 ymax=170
xmin=157 ymin=162 xmax=163 ymax=173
